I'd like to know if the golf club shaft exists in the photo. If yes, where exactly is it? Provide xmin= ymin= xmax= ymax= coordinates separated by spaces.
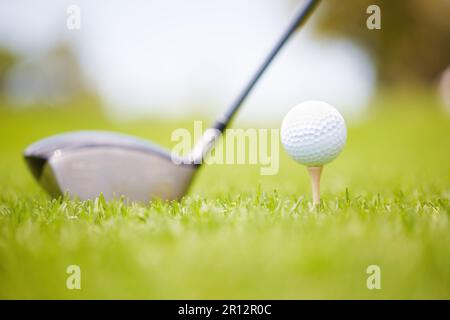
xmin=191 ymin=0 xmax=320 ymax=164
xmin=215 ymin=0 xmax=320 ymax=132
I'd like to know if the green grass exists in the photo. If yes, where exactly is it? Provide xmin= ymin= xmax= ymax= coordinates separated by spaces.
xmin=0 ymin=93 xmax=449 ymax=299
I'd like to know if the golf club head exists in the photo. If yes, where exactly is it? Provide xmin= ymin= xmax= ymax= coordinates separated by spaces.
xmin=24 ymin=131 xmax=196 ymax=202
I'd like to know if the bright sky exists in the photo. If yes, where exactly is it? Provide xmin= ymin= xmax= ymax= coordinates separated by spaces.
xmin=0 ymin=0 xmax=375 ymax=122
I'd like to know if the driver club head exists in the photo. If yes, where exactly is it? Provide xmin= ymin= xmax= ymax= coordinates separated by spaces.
xmin=24 ymin=131 xmax=197 ymax=202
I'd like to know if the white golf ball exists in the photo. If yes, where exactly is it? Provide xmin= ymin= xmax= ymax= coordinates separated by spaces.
xmin=281 ymin=101 xmax=347 ymax=166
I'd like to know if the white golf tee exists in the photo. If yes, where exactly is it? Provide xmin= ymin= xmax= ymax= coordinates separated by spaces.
xmin=307 ymin=166 xmax=323 ymax=205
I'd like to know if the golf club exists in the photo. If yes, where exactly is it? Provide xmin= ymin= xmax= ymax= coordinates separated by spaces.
xmin=24 ymin=0 xmax=321 ymax=201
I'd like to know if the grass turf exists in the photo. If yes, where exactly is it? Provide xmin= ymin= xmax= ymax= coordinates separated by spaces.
xmin=0 ymin=93 xmax=449 ymax=299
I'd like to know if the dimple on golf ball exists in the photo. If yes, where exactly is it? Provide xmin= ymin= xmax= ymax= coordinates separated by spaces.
xmin=281 ymin=101 xmax=347 ymax=166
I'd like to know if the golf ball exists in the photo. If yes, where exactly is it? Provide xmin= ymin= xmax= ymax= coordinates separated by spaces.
xmin=281 ymin=101 xmax=347 ymax=166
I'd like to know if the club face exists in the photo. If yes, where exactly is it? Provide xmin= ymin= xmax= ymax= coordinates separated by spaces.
xmin=24 ymin=131 xmax=197 ymax=202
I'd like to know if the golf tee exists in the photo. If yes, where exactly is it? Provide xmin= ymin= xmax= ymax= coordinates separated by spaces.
xmin=307 ymin=166 xmax=323 ymax=205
